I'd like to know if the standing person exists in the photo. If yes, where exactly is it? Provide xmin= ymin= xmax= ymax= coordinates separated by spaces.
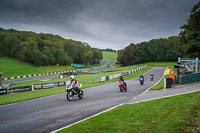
xmin=169 ymin=69 xmax=175 ymax=84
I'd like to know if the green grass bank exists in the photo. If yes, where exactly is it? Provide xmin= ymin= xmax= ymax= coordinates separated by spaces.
xmin=0 ymin=57 xmax=75 ymax=78
xmin=58 ymin=91 xmax=200 ymax=133
xmin=102 ymin=52 xmax=117 ymax=62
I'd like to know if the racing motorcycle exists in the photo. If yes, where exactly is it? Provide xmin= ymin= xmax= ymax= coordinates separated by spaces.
xmin=139 ymin=77 xmax=144 ymax=85
xmin=150 ymin=73 xmax=154 ymax=81
xmin=118 ymin=80 xmax=127 ymax=92
xmin=66 ymin=83 xmax=83 ymax=101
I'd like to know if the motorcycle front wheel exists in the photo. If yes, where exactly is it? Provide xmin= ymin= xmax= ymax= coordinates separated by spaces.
xmin=78 ymin=90 xmax=84 ymax=99
xmin=120 ymin=86 xmax=123 ymax=92
xmin=66 ymin=92 xmax=73 ymax=101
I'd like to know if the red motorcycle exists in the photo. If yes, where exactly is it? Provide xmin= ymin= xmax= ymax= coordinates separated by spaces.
xmin=118 ymin=80 xmax=127 ymax=92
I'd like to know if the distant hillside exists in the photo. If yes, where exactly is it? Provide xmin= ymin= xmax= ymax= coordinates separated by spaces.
xmin=0 ymin=28 xmax=102 ymax=66
xmin=102 ymin=52 xmax=117 ymax=62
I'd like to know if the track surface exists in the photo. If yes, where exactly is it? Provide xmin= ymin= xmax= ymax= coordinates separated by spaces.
xmin=0 ymin=67 xmax=165 ymax=133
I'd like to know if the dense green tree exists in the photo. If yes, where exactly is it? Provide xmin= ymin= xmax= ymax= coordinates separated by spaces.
xmin=117 ymin=36 xmax=179 ymax=66
xmin=179 ymin=1 xmax=200 ymax=58
xmin=117 ymin=49 xmax=125 ymax=65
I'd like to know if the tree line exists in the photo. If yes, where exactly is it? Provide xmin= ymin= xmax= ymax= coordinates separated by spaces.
xmin=100 ymin=48 xmax=117 ymax=53
xmin=117 ymin=36 xmax=180 ymax=66
xmin=118 ymin=1 xmax=200 ymax=66
xmin=0 ymin=28 xmax=102 ymax=66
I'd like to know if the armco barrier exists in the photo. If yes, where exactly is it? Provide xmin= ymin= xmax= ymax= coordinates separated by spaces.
xmin=0 ymin=81 xmax=69 ymax=95
xmin=32 ymin=81 xmax=67 ymax=91
xmin=180 ymin=72 xmax=200 ymax=84
xmin=8 ymin=86 xmax=32 ymax=93
xmin=0 ymin=89 xmax=8 ymax=95
xmin=101 ymin=65 xmax=147 ymax=82
xmin=3 ymin=70 xmax=77 ymax=81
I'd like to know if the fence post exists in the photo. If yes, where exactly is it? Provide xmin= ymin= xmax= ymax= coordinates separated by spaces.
xmin=31 ymin=85 xmax=34 ymax=91
xmin=196 ymin=57 xmax=198 ymax=73
xmin=164 ymin=78 xmax=166 ymax=89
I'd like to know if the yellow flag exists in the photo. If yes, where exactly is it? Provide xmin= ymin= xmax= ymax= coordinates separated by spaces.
xmin=163 ymin=68 xmax=170 ymax=76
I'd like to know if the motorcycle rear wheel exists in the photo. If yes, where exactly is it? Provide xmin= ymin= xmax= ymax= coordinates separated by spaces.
xmin=66 ymin=92 xmax=73 ymax=101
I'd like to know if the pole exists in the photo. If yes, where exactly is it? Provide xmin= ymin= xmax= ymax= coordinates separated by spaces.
xmin=196 ymin=57 xmax=198 ymax=73
xmin=0 ymin=73 xmax=3 ymax=88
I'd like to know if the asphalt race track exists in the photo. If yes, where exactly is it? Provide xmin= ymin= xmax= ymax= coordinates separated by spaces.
xmin=0 ymin=67 xmax=165 ymax=133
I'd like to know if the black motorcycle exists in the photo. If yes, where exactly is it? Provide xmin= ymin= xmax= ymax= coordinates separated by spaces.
xmin=66 ymin=83 xmax=83 ymax=101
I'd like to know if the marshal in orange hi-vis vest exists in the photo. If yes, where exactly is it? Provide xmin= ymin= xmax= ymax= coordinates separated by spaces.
xmin=169 ymin=70 xmax=175 ymax=80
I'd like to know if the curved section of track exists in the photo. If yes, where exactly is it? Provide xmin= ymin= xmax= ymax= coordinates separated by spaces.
xmin=0 ymin=67 xmax=165 ymax=133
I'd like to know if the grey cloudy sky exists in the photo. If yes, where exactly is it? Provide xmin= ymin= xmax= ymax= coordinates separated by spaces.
xmin=0 ymin=0 xmax=199 ymax=50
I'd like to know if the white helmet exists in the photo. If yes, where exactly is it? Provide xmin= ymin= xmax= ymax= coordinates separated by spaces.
xmin=70 ymin=75 xmax=75 ymax=80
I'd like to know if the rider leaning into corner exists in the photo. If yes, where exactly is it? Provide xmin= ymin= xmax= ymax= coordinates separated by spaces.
xmin=119 ymin=75 xmax=127 ymax=87
xmin=70 ymin=75 xmax=80 ymax=93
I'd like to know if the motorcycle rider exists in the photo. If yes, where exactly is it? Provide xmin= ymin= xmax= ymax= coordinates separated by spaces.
xmin=150 ymin=73 xmax=154 ymax=80
xmin=119 ymin=75 xmax=127 ymax=87
xmin=139 ymin=75 xmax=144 ymax=81
xmin=70 ymin=75 xmax=80 ymax=93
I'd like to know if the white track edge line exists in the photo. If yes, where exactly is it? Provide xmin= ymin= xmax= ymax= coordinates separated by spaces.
xmin=50 ymin=103 xmax=125 ymax=133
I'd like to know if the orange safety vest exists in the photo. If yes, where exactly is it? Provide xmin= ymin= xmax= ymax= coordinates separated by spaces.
xmin=170 ymin=70 xmax=175 ymax=80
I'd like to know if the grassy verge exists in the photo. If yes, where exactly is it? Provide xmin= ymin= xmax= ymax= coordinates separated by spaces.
xmin=58 ymin=91 xmax=200 ymax=133
xmin=0 ymin=57 xmax=75 ymax=78
xmin=0 ymin=57 xmax=104 ymax=78
xmin=150 ymin=75 xmax=168 ymax=90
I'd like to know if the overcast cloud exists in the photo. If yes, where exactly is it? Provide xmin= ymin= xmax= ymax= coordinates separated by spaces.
xmin=0 ymin=0 xmax=199 ymax=50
